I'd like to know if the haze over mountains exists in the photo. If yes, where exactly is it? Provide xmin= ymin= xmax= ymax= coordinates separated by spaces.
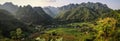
xmin=0 ymin=9 xmax=29 ymax=37
xmin=0 ymin=2 xmax=117 ymax=25
xmin=0 ymin=2 xmax=120 ymax=41
xmin=0 ymin=2 xmax=18 ymax=15
xmin=16 ymin=5 xmax=53 ymax=25
xmin=0 ymin=2 xmax=117 ymax=18
xmin=43 ymin=6 xmax=59 ymax=17
xmin=0 ymin=2 xmax=118 ymax=25
xmin=0 ymin=2 xmax=53 ymax=25
xmin=42 ymin=4 xmax=79 ymax=17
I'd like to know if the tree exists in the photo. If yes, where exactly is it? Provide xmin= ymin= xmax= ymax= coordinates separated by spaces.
xmin=16 ymin=28 xmax=23 ymax=39
xmin=94 ymin=17 xmax=117 ymax=41
xmin=10 ymin=28 xmax=24 ymax=41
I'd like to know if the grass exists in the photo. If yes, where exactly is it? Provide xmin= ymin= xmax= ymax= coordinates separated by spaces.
xmin=36 ymin=22 xmax=96 ymax=41
xmin=46 ymin=28 xmax=80 ymax=35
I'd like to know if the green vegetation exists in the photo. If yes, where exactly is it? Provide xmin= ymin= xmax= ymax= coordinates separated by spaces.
xmin=0 ymin=2 xmax=120 ymax=41
xmin=16 ymin=5 xmax=53 ymax=25
xmin=35 ymin=17 xmax=120 ymax=41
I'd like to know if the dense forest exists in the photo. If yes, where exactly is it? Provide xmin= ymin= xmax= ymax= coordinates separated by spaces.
xmin=0 ymin=2 xmax=120 ymax=41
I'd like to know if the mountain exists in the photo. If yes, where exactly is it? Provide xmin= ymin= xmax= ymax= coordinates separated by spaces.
xmin=0 ymin=9 xmax=29 ymax=37
xmin=43 ymin=4 xmax=79 ymax=18
xmin=56 ymin=2 xmax=111 ymax=22
xmin=16 ymin=5 xmax=53 ymax=25
xmin=58 ymin=3 xmax=79 ymax=11
xmin=43 ymin=6 xmax=59 ymax=17
xmin=0 ymin=2 xmax=18 ymax=15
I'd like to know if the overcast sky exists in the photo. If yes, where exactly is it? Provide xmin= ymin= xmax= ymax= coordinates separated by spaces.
xmin=0 ymin=0 xmax=120 ymax=9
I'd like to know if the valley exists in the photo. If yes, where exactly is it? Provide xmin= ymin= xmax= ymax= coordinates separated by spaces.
xmin=0 ymin=2 xmax=120 ymax=41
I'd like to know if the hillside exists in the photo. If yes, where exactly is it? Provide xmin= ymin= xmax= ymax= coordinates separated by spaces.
xmin=58 ymin=3 xmax=79 ymax=12
xmin=0 ymin=9 xmax=29 ymax=37
xmin=43 ymin=6 xmax=59 ymax=17
xmin=0 ymin=2 xmax=18 ymax=15
xmin=0 ymin=2 xmax=120 ymax=41
xmin=56 ymin=2 xmax=111 ymax=22
xmin=16 ymin=5 xmax=53 ymax=25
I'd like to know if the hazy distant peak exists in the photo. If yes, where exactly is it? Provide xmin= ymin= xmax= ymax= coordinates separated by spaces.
xmin=26 ymin=5 xmax=32 ymax=7
xmin=44 ymin=6 xmax=57 ymax=9
xmin=0 ymin=2 xmax=19 ymax=15
xmin=23 ymin=5 xmax=32 ymax=8
xmin=4 ymin=2 xmax=13 ymax=4
xmin=3 ymin=2 xmax=14 ymax=6
xmin=2 ymin=2 xmax=18 ymax=8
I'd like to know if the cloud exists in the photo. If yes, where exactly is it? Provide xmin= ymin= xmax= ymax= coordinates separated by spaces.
xmin=40 ymin=0 xmax=56 ymax=2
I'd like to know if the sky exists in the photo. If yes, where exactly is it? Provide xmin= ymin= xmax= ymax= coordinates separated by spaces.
xmin=0 ymin=0 xmax=120 ymax=9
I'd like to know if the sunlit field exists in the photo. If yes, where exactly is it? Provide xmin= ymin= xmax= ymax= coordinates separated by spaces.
xmin=0 ymin=0 xmax=120 ymax=41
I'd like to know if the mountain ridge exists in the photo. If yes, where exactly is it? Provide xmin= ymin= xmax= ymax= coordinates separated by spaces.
xmin=56 ymin=2 xmax=111 ymax=22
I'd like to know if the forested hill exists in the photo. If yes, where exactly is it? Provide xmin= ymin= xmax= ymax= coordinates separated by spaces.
xmin=0 ymin=2 xmax=18 ymax=15
xmin=56 ymin=2 xmax=112 ymax=22
xmin=0 ymin=9 xmax=30 ymax=37
xmin=0 ymin=2 xmax=120 ymax=41
xmin=16 ymin=5 xmax=53 ymax=25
